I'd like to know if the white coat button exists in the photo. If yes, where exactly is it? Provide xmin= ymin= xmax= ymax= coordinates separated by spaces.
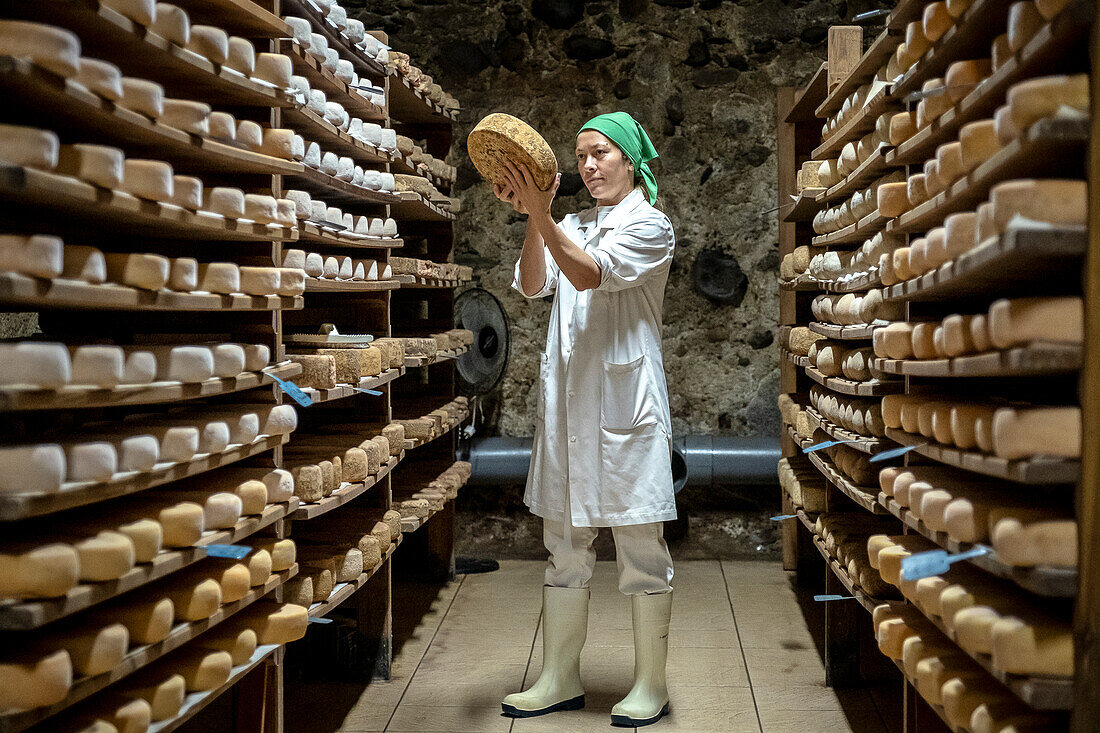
xmin=569 ymin=435 xmax=577 ymax=443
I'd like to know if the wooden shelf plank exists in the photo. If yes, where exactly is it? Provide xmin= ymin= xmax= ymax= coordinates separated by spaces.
xmin=0 ymin=166 xmax=298 ymax=242
xmin=296 ymin=221 xmax=403 ymax=250
xmin=816 ymin=26 xmax=903 ymax=119
xmin=805 ymin=406 xmax=893 ymax=455
xmin=283 ymin=40 xmax=386 ymax=121
xmin=281 ymin=0 xmax=387 ymax=80
xmin=401 ymin=346 xmax=469 ymax=368
xmin=304 ymin=277 xmax=401 ymax=293
xmin=804 ymin=446 xmax=888 ymax=515
xmin=812 ymin=84 xmax=898 ymax=160
xmin=15 ymin=0 xmax=295 ymax=108
xmin=877 ymin=493 xmax=1076 ymax=599
xmin=298 ymin=367 xmax=405 ymax=404
xmin=886 ymin=0 xmax=1092 ymax=167
xmin=804 ymin=364 xmax=903 ymax=396
xmin=808 ymin=321 xmax=884 ymax=340
xmin=390 ymin=151 xmax=452 ymax=192
xmin=0 ymin=567 xmax=298 ymax=733
xmin=281 ymin=106 xmax=395 ymax=169
xmin=284 ymin=162 xmax=398 ymax=210
xmin=811 ymin=209 xmax=889 ymax=246
xmin=307 ymin=536 xmax=401 ymax=618
xmin=883 ymin=224 xmax=1086 ymax=303
xmin=0 ymin=362 xmax=301 ymax=412
xmin=0 ymin=500 xmax=298 ymax=629
xmin=782 ymin=349 xmax=811 ymax=369
xmin=0 ymin=272 xmax=304 ymax=312
xmin=168 ymin=0 xmax=291 ymax=37
xmin=386 ymin=69 xmax=458 ymax=125
xmin=781 ymin=188 xmax=826 ymax=222
xmin=785 ymin=63 xmax=828 ymax=124
xmin=887 ymin=117 xmax=1088 ymax=235
xmin=0 ymin=434 xmax=290 ymax=521
xmin=869 ymin=343 xmax=1082 ymax=377
xmin=389 ymin=191 xmax=456 ymax=222
xmin=394 ymin=275 xmax=470 ymax=289
xmin=884 ymin=427 xmax=1080 ymax=485
xmin=778 ymin=274 xmax=823 ymax=292
xmin=291 ymin=454 xmax=402 ymax=521
xmin=810 ymin=535 xmax=894 ymax=614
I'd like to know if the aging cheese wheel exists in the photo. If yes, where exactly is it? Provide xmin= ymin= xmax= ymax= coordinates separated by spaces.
xmin=251 ymin=603 xmax=308 ymax=644
xmin=990 ymin=179 xmax=1087 ymax=231
xmin=120 ymin=160 xmax=174 ymax=202
xmin=468 ymin=113 xmax=557 ymax=191
xmin=1008 ymin=74 xmax=1089 ymax=133
xmin=922 ymin=2 xmax=953 ymax=42
xmin=0 ymin=649 xmax=73 ymax=711
xmin=959 ymin=119 xmax=1001 ymax=171
xmin=945 ymin=59 xmax=990 ymax=103
xmin=225 ymin=36 xmax=255 ymax=75
xmin=104 ymin=253 xmax=170 ymax=290
xmin=127 ymin=673 xmax=185 ymax=721
xmin=200 ymin=626 xmax=258 ymax=666
xmin=1007 ymin=0 xmax=1044 ymax=52
xmin=186 ymin=25 xmax=229 ymax=64
xmin=161 ymin=99 xmax=210 ymax=136
xmin=0 ymin=543 xmax=79 ymax=599
xmin=152 ymin=3 xmax=190 ymax=45
xmin=992 ymin=406 xmax=1080 ymax=460
xmin=0 ymin=21 xmax=81 ymax=78
xmin=0 ymin=124 xmax=60 ymax=171
xmin=120 ymin=78 xmax=165 ymax=120
xmin=58 ymin=621 xmax=130 ymax=676
xmin=987 ymin=296 xmax=1082 ymax=349
xmin=166 ymin=577 xmax=222 ymax=621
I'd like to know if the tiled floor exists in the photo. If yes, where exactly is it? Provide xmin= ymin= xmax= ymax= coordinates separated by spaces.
xmin=297 ymin=560 xmax=894 ymax=733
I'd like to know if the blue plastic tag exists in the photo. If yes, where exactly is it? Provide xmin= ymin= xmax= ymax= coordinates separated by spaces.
xmin=770 ymin=514 xmax=799 ymax=521
xmin=805 ymin=439 xmax=858 ymax=453
xmin=351 ymin=387 xmax=383 ymax=396
xmin=901 ymin=546 xmax=991 ymax=581
xmin=308 ymin=616 xmax=333 ymax=624
xmin=814 ymin=594 xmax=858 ymax=602
xmin=269 ymin=375 xmax=313 ymax=407
xmin=205 ymin=544 xmax=251 ymax=560
xmin=869 ymin=444 xmax=925 ymax=463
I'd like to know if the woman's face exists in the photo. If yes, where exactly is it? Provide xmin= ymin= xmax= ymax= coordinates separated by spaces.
xmin=576 ymin=130 xmax=633 ymax=204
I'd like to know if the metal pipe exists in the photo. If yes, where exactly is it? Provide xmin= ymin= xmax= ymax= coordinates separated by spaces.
xmin=463 ymin=435 xmax=780 ymax=492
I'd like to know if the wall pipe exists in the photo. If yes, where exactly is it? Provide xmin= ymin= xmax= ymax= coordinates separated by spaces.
xmin=461 ymin=435 xmax=780 ymax=493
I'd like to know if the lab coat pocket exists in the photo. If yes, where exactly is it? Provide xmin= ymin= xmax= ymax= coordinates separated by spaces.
xmin=537 ymin=352 xmax=550 ymax=419
xmin=601 ymin=355 xmax=656 ymax=430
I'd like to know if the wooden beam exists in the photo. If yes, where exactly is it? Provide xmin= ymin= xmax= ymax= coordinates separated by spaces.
xmin=827 ymin=26 xmax=863 ymax=90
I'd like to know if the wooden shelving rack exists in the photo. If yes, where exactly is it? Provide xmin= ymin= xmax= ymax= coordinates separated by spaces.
xmin=0 ymin=1 xmax=468 ymax=730
xmin=777 ymin=3 xmax=1092 ymax=730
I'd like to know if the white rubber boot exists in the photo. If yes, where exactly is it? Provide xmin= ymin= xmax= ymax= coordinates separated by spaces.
xmin=611 ymin=591 xmax=672 ymax=727
xmin=501 ymin=586 xmax=589 ymax=717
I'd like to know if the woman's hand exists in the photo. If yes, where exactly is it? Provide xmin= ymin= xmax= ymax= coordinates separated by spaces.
xmin=502 ymin=160 xmax=560 ymax=218
xmin=492 ymin=182 xmax=527 ymax=215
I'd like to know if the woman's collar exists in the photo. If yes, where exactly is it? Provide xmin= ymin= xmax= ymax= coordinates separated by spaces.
xmin=578 ymin=187 xmax=645 ymax=233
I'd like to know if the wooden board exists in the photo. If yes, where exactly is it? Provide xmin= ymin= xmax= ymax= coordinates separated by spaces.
xmin=393 ymin=275 xmax=469 ymax=289
xmin=0 ymin=272 xmax=304 ymax=312
xmin=869 ymin=343 xmax=1083 ymax=377
xmin=304 ymin=278 xmax=401 ymax=293
xmin=0 ymin=166 xmax=298 ymax=242
xmin=389 ymin=191 xmax=457 ymax=222
xmin=168 ymin=0 xmax=292 ymax=37
xmin=296 ymin=221 xmax=403 ymax=250
xmin=0 ymin=500 xmax=299 ymax=629
xmin=884 ymin=427 xmax=1080 ymax=485
xmin=813 ymin=84 xmax=898 ymax=159
xmin=284 ymin=164 xmax=399 ymax=210
xmin=300 ymin=367 xmax=406 ymax=404
xmin=0 ymin=434 xmax=289 ymax=520
xmin=883 ymin=224 xmax=1086 ymax=303
xmin=291 ymin=454 xmax=402 ymax=520
xmin=817 ymin=27 xmax=902 ymax=119
xmin=805 ymin=407 xmax=893 ymax=455
xmin=811 ymin=209 xmax=889 ymax=246
xmin=804 ymin=364 xmax=903 ymax=396
xmin=0 ymin=362 xmax=301 ymax=412
xmin=781 ymin=188 xmax=826 ymax=222
xmin=809 ymin=322 xmax=883 ymax=340
xmin=283 ymin=40 xmax=386 ymax=121
xmin=785 ymin=63 xmax=828 ymax=123
xmin=887 ymin=117 xmax=1088 ymax=235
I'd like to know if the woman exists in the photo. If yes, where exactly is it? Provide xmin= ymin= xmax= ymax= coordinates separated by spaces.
xmin=495 ymin=111 xmax=676 ymax=728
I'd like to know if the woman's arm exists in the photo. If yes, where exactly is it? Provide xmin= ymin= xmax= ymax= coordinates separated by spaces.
xmin=503 ymin=161 xmax=601 ymax=292
xmin=517 ymin=217 xmax=549 ymax=297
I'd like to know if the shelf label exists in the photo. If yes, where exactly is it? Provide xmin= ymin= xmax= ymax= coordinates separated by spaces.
xmin=901 ymin=546 xmax=991 ymax=581
xmin=351 ymin=387 xmax=383 ymax=396
xmin=805 ymin=439 xmax=858 ymax=453
xmin=869 ymin=444 xmax=925 ymax=463
xmin=205 ymin=544 xmax=252 ymax=560
xmin=852 ymin=8 xmax=890 ymax=21
xmin=814 ymin=594 xmax=859 ymax=602
xmin=770 ymin=514 xmax=799 ymax=521
xmin=269 ymin=375 xmax=313 ymax=407
xmin=308 ymin=616 xmax=333 ymax=624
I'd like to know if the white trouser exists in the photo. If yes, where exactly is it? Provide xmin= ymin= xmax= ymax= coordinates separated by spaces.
xmin=543 ymin=517 xmax=674 ymax=595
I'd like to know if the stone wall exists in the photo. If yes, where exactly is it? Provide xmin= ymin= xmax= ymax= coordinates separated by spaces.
xmin=346 ymin=0 xmax=888 ymax=557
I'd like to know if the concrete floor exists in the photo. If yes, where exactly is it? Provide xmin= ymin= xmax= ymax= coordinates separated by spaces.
xmin=286 ymin=560 xmax=896 ymax=733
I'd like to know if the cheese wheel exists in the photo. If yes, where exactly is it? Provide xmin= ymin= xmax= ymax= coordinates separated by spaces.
xmin=203 ymin=187 xmax=246 ymax=218
xmin=127 ymin=673 xmax=185 ymax=721
xmin=171 ymin=175 xmax=202 ymax=210
xmin=0 ymin=234 xmax=63 ymax=279
xmin=0 ymin=444 xmax=66 ymax=494
xmin=276 ymin=267 xmax=305 ymax=296
xmin=166 ymin=577 xmax=222 ymax=621
xmin=118 ymin=518 xmax=162 ymax=563
xmin=64 ymin=440 xmax=118 ymax=482
xmin=209 ymin=110 xmax=237 ymax=142
xmin=161 ymin=99 xmax=210 ymax=136
xmin=120 ymin=160 xmax=174 ymax=202
xmin=173 ymin=648 xmax=233 ymax=691
xmin=877 ymin=182 xmax=910 ymax=218
xmin=259 ymin=128 xmax=296 ymax=160
xmin=992 ymin=406 xmax=1080 ymax=459
xmin=199 ymin=492 xmax=243 ymax=529
xmin=994 ymin=104 xmax=1020 ymax=146
xmin=186 ymin=25 xmax=229 ymax=64
xmin=975 ymin=203 xmax=996 ymax=245
xmin=941 ymin=314 xmax=977 ymax=356
xmin=990 ymin=514 xmax=1076 ymax=567
xmin=990 ymin=33 xmax=1012 ymax=74
xmin=251 ymin=603 xmax=308 ymax=644
xmin=922 ymin=2 xmax=953 ymax=42
xmin=0 ymin=21 xmax=80 ymax=78
xmin=1008 ymin=74 xmax=1089 ymax=133
xmin=150 ymin=345 xmax=214 ymax=382
xmin=0 ymin=543 xmax=79 ymax=599
xmin=943 ymin=211 xmax=977 ymax=260
xmin=1008 ymin=0 xmax=1044 ymax=52
xmin=254 ymin=52 xmax=292 ymax=87
xmin=946 ymin=0 xmax=973 ymax=16
xmin=104 ymin=252 xmax=170 ymax=290
xmin=197 ymin=262 xmax=240 ymax=294
xmin=911 ymin=322 xmax=939 ymax=360
xmin=82 ymin=695 xmax=152 ymax=733
xmin=959 ymin=119 xmax=1001 ymax=171
xmin=212 ymin=562 xmax=251 ymax=604
xmin=0 ymin=124 xmax=59 ymax=171
xmin=988 ymin=296 xmax=1082 ymax=349
xmin=889 ymin=111 xmax=918 ymax=147
xmin=0 ymin=649 xmax=73 ymax=711
xmin=74 ymin=58 xmax=124 ymax=102
xmin=945 ymin=59 xmax=990 ymax=103
xmin=119 ymin=78 xmax=164 ymax=119
xmin=152 ymin=3 xmax=190 ymax=45
xmin=224 ymin=36 xmax=255 ymax=75
xmin=254 ymin=539 xmax=295 ymax=572
xmin=199 ymin=626 xmax=257 ymax=666
xmin=950 ymin=403 xmax=996 ymax=451
xmin=58 ymin=622 xmax=130 ymax=676
xmin=991 ymin=179 xmax=1087 ymax=231
xmin=942 ymin=676 xmax=1010 ymax=730
xmin=0 ymin=341 xmax=70 ymax=388
xmin=936 ymin=142 xmax=965 ymax=188
xmin=921 ymin=78 xmax=952 ymax=123
xmin=291 ymin=464 xmax=323 ymax=502
xmin=238 ymin=266 xmax=278 ymax=296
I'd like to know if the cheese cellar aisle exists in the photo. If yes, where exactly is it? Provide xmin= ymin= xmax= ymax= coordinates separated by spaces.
xmin=778 ymin=0 xmax=1092 ymax=731
xmin=0 ymin=0 xmax=469 ymax=731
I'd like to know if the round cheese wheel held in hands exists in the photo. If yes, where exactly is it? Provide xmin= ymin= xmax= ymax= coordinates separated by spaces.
xmin=468 ymin=113 xmax=557 ymax=191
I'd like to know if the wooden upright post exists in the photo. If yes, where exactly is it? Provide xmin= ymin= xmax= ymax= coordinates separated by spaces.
xmin=827 ymin=26 xmax=862 ymax=90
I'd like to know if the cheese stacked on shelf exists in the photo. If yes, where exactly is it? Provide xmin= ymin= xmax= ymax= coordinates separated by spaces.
xmin=778 ymin=456 xmax=827 ymax=512
xmin=808 ymin=385 xmax=887 ymax=438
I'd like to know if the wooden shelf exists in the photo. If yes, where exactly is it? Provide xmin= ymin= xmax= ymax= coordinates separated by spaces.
xmin=816 ymin=26 xmax=902 ymax=119
xmin=402 ymin=346 xmax=470 ymax=368
xmin=281 ymin=106 xmax=394 ymax=169
xmin=890 ymin=0 xmax=1016 ymax=101
xmin=804 ymin=364 xmax=903 ymax=396
xmin=808 ymin=321 xmax=883 ymax=340
xmin=14 ymin=1 xmax=295 ymax=108
xmin=389 ymin=191 xmax=456 ymax=222
xmin=394 ymin=275 xmax=470 ymax=289
xmin=812 ymin=83 xmax=898 ymax=159
xmin=0 ymin=272 xmax=304 ymax=312
xmin=147 ymin=643 xmax=282 ymax=733
xmin=307 ymin=536 xmax=401 ymax=618
xmin=782 ymin=349 xmax=811 ymax=369
xmin=884 ymin=427 xmax=1080 ymax=485
xmin=291 ymin=454 xmax=401 ymax=521
xmin=781 ymin=189 xmax=826 ymax=222
xmin=0 ymin=567 xmax=298 ymax=733
xmin=804 ymin=445 xmax=887 ymax=515
xmin=283 ymin=41 xmax=386 ymax=122
xmin=810 ymin=535 xmax=894 ymax=614
xmin=818 ymin=146 xmax=898 ymax=205
xmin=778 ymin=274 xmax=821 ymax=292
xmin=304 ymin=277 xmax=401 ymax=293
xmin=390 ymin=153 xmax=452 ymax=192
xmin=887 ymin=117 xmax=1088 ymax=235
xmin=785 ymin=63 xmax=828 ymax=123
xmin=297 ymin=221 xmax=403 ymax=250
xmin=822 ymin=269 xmax=884 ymax=294
xmin=877 ymin=493 xmax=1076 ymax=599
xmin=299 ymin=367 xmax=405 ymax=404
xmin=886 ymin=0 xmax=1092 ymax=167
xmin=0 ymin=58 xmax=301 ymax=177
xmin=883 ymin=223 xmax=1087 ymax=303
xmin=284 ymin=163 xmax=398 ymax=210
xmin=869 ymin=343 xmax=1082 ymax=378
xmin=805 ymin=406 xmax=893 ymax=455
xmin=811 ymin=209 xmax=889 ymax=246
xmin=0 ymin=434 xmax=289 ymax=521
xmin=0 ymin=166 xmax=298 ymax=242
xmin=0 ymin=500 xmax=298 ymax=629
xmin=170 ymin=0 xmax=292 ymax=37
xmin=399 ymin=416 xmax=465 ymax=450
xmin=0 ymin=362 xmax=301 ymax=412
xmin=386 ymin=70 xmax=457 ymax=126
xmin=281 ymin=0 xmax=387 ymax=80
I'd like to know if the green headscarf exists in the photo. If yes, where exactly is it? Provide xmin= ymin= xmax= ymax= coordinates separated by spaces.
xmin=577 ymin=112 xmax=659 ymax=204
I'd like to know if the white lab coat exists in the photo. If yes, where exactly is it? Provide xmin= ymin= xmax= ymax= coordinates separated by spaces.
xmin=512 ymin=187 xmax=676 ymax=527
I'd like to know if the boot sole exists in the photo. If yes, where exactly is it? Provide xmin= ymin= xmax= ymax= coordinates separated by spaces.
xmin=501 ymin=694 xmax=585 ymax=718
xmin=610 ymin=702 xmax=670 ymax=727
